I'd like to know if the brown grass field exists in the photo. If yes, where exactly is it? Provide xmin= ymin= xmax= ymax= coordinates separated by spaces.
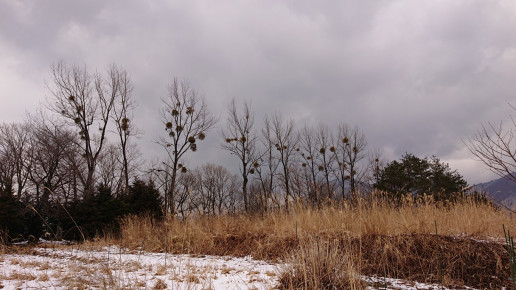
xmin=3 ymin=192 xmax=516 ymax=288
xmin=109 ymin=193 xmax=516 ymax=288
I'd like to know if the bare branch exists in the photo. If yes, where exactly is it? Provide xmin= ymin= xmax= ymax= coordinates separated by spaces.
xmin=465 ymin=113 xmax=516 ymax=183
xmin=158 ymin=78 xmax=217 ymax=215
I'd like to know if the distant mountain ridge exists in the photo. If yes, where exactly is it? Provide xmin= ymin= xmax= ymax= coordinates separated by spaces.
xmin=475 ymin=174 xmax=516 ymax=210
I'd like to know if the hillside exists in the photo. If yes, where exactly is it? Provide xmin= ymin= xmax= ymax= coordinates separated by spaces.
xmin=476 ymin=174 xmax=516 ymax=210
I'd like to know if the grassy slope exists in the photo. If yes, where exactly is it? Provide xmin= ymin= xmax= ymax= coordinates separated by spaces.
xmin=112 ymin=193 xmax=515 ymax=288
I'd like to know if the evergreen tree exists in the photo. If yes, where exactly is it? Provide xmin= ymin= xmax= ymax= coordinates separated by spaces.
xmin=375 ymin=153 xmax=467 ymax=198
xmin=61 ymin=184 xmax=122 ymax=240
xmin=123 ymin=179 xmax=163 ymax=219
xmin=0 ymin=190 xmax=26 ymax=243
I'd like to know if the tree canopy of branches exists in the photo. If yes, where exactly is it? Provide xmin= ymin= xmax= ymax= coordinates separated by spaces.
xmin=110 ymin=66 xmax=140 ymax=193
xmin=47 ymin=61 xmax=129 ymax=196
xmin=374 ymin=153 xmax=467 ymax=197
xmin=298 ymin=125 xmax=321 ymax=205
xmin=195 ymin=163 xmax=239 ymax=216
xmin=465 ymin=108 xmax=516 ymax=183
xmin=1 ymin=57 xmax=396 ymax=239
xmin=269 ymin=114 xmax=299 ymax=210
xmin=0 ymin=123 xmax=32 ymax=198
xmin=158 ymin=78 xmax=216 ymax=215
xmin=221 ymin=100 xmax=260 ymax=213
xmin=254 ymin=116 xmax=281 ymax=210
xmin=26 ymin=112 xmax=78 ymax=208
xmin=332 ymin=124 xmax=367 ymax=197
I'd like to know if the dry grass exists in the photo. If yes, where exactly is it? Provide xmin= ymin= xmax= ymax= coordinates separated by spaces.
xmin=2 ymin=192 xmax=514 ymax=288
xmin=360 ymin=233 xmax=508 ymax=288
xmin=279 ymin=236 xmax=363 ymax=289
xmin=5 ymin=271 xmax=37 ymax=281
xmin=113 ymin=192 xmax=516 ymax=288
xmin=118 ymin=193 xmax=515 ymax=256
xmin=153 ymin=279 xmax=167 ymax=289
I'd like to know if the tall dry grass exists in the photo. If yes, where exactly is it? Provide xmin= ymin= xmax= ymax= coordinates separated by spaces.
xmin=279 ymin=236 xmax=363 ymax=289
xmin=110 ymin=192 xmax=516 ymax=288
xmin=2 ymin=192 xmax=510 ymax=288
xmin=117 ymin=192 xmax=515 ymax=256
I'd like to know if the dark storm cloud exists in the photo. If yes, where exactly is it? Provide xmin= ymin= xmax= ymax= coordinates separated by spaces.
xmin=1 ymin=0 xmax=516 ymax=183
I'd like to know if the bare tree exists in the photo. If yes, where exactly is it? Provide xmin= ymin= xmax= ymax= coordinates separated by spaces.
xmin=158 ymin=78 xmax=216 ymax=215
xmin=60 ymin=141 xmax=87 ymax=202
xmin=270 ymin=113 xmax=299 ymax=210
xmin=254 ymin=117 xmax=281 ymax=212
xmin=465 ymin=111 xmax=516 ymax=183
xmin=174 ymin=170 xmax=198 ymax=220
xmin=288 ymin=163 xmax=310 ymax=202
xmin=366 ymin=148 xmax=387 ymax=186
xmin=316 ymin=124 xmax=336 ymax=200
xmin=97 ymin=143 xmax=140 ymax=197
xmin=47 ymin=61 xmax=121 ymax=196
xmin=298 ymin=125 xmax=321 ymax=205
xmin=110 ymin=65 xmax=140 ymax=193
xmin=221 ymin=99 xmax=260 ymax=213
xmin=26 ymin=111 xmax=78 ymax=206
xmin=195 ymin=164 xmax=239 ymax=215
xmin=0 ymin=143 xmax=14 ymax=194
xmin=146 ymin=159 xmax=173 ymax=213
xmin=0 ymin=125 xmax=17 ymax=195
xmin=96 ymin=144 xmax=123 ymax=194
xmin=224 ymin=176 xmax=242 ymax=215
xmin=0 ymin=122 xmax=32 ymax=199
xmin=333 ymin=124 xmax=367 ymax=198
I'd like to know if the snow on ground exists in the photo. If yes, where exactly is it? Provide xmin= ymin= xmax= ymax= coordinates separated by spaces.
xmin=363 ymin=275 xmax=475 ymax=290
xmin=0 ymin=246 xmax=282 ymax=289
xmin=0 ymin=244 xmax=479 ymax=289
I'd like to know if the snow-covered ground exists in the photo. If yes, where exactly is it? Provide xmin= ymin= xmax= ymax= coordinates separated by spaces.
xmin=0 ymin=246 xmax=282 ymax=289
xmin=362 ymin=275 xmax=473 ymax=290
xmin=0 ymin=244 xmax=476 ymax=289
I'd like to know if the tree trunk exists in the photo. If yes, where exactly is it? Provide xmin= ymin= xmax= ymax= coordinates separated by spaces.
xmin=242 ymin=176 xmax=248 ymax=213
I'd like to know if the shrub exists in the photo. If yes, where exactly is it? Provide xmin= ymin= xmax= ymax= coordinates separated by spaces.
xmin=122 ymin=179 xmax=163 ymax=219
xmin=59 ymin=184 xmax=123 ymax=240
xmin=0 ymin=190 xmax=26 ymax=244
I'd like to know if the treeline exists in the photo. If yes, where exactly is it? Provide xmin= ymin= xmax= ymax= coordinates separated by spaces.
xmin=0 ymin=61 xmax=469 ymax=243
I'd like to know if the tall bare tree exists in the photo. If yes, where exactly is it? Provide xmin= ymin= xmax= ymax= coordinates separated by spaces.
xmin=365 ymin=148 xmax=387 ymax=186
xmin=110 ymin=65 xmax=140 ymax=193
xmin=47 ymin=61 xmax=121 ymax=196
xmin=298 ymin=125 xmax=321 ymax=205
xmin=221 ymin=99 xmax=260 ymax=213
xmin=158 ymin=78 xmax=216 ymax=215
xmin=316 ymin=124 xmax=336 ymax=200
xmin=333 ymin=124 xmax=367 ymax=198
xmin=270 ymin=113 xmax=299 ymax=210
xmin=465 ymin=109 xmax=516 ymax=183
xmin=254 ymin=117 xmax=281 ymax=212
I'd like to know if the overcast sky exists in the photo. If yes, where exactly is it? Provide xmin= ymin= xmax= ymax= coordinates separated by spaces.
xmin=2 ymin=0 xmax=516 ymax=184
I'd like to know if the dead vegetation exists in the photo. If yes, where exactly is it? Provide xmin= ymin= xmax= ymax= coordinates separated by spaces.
xmin=114 ymin=193 xmax=516 ymax=288
xmin=279 ymin=236 xmax=363 ymax=289
xmin=1 ymin=193 xmax=515 ymax=288
xmin=361 ymin=233 xmax=508 ymax=288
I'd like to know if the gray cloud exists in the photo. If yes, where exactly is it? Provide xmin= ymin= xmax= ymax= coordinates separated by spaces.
xmin=1 ymin=0 xmax=516 ymax=183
